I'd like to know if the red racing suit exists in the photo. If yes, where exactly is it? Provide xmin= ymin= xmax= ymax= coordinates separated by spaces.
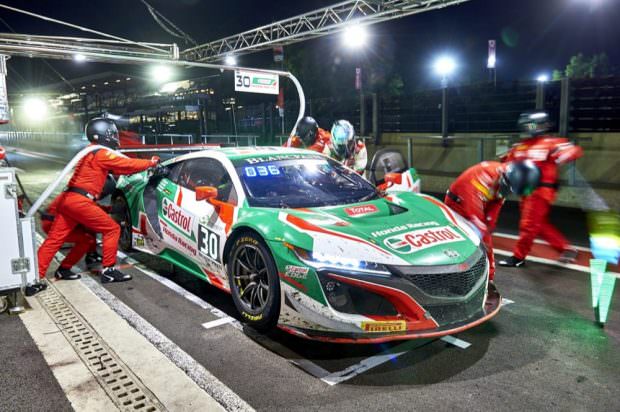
xmin=41 ymin=194 xmax=99 ymax=271
xmin=444 ymin=161 xmax=506 ymax=280
xmin=37 ymin=145 xmax=156 ymax=279
xmin=284 ymin=128 xmax=331 ymax=153
xmin=501 ymin=136 xmax=583 ymax=260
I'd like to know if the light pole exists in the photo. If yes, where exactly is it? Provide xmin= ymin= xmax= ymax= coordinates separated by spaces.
xmin=433 ymin=56 xmax=456 ymax=143
xmin=535 ymin=73 xmax=549 ymax=110
xmin=342 ymin=23 xmax=369 ymax=136
xmin=223 ymin=97 xmax=237 ymax=137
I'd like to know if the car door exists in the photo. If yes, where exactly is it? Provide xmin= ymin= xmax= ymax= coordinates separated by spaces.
xmin=162 ymin=157 xmax=238 ymax=287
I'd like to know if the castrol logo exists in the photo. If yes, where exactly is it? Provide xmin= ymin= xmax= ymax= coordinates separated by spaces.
xmin=384 ymin=226 xmax=463 ymax=254
xmin=162 ymin=198 xmax=193 ymax=236
xmin=344 ymin=204 xmax=379 ymax=217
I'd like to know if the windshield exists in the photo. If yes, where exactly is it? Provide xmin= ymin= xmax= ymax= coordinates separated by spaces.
xmin=234 ymin=156 xmax=378 ymax=208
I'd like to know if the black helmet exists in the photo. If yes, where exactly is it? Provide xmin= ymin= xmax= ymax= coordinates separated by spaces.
xmin=518 ymin=111 xmax=550 ymax=138
xmin=499 ymin=160 xmax=541 ymax=197
xmin=85 ymin=118 xmax=120 ymax=149
xmin=295 ymin=116 xmax=318 ymax=147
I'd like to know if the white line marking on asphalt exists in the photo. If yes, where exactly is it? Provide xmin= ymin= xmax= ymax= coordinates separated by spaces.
xmin=494 ymin=232 xmax=591 ymax=252
xmin=120 ymin=258 xmax=244 ymax=331
xmin=501 ymin=298 xmax=515 ymax=307
xmin=202 ymin=317 xmax=236 ymax=330
xmin=289 ymin=359 xmax=331 ymax=379
xmin=440 ymin=335 xmax=471 ymax=349
xmin=321 ymin=346 xmax=411 ymax=386
xmin=494 ymin=248 xmax=620 ymax=278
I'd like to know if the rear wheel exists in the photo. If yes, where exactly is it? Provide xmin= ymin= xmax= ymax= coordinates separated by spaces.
xmin=111 ymin=195 xmax=133 ymax=252
xmin=228 ymin=233 xmax=280 ymax=332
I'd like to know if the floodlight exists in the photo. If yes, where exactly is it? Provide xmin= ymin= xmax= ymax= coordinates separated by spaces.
xmin=342 ymin=23 xmax=368 ymax=49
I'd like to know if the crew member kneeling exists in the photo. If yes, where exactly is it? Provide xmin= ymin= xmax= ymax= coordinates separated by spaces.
xmin=323 ymin=119 xmax=367 ymax=174
xmin=36 ymin=118 xmax=158 ymax=291
xmin=445 ymin=160 xmax=540 ymax=281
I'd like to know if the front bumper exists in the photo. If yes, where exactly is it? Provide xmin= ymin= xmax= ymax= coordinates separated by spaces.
xmin=280 ymin=282 xmax=501 ymax=344
xmin=278 ymin=247 xmax=501 ymax=343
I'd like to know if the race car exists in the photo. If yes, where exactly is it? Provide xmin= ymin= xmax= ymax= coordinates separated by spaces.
xmin=112 ymin=147 xmax=501 ymax=343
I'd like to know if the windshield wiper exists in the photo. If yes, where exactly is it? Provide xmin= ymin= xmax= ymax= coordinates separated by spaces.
xmin=358 ymin=191 xmax=379 ymax=202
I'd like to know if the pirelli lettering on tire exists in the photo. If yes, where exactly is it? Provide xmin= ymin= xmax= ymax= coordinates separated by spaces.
xmin=360 ymin=320 xmax=406 ymax=333
xmin=198 ymin=225 xmax=220 ymax=262
xmin=242 ymin=312 xmax=263 ymax=321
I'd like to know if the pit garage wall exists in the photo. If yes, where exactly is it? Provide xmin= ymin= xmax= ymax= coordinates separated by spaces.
xmin=367 ymin=132 xmax=620 ymax=210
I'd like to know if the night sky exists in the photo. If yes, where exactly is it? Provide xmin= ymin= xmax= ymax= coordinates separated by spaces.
xmin=1 ymin=0 xmax=618 ymax=92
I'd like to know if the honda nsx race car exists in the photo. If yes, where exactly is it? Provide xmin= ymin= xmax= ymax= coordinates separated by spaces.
xmin=113 ymin=147 xmax=501 ymax=343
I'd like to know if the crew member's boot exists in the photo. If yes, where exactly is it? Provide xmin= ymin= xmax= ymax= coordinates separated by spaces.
xmin=558 ymin=248 xmax=578 ymax=264
xmin=85 ymin=252 xmax=103 ymax=269
xmin=101 ymin=267 xmax=132 ymax=284
xmin=498 ymin=256 xmax=525 ymax=268
xmin=55 ymin=267 xmax=82 ymax=280
xmin=25 ymin=281 xmax=48 ymax=296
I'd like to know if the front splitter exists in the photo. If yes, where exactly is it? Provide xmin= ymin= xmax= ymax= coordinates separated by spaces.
xmin=277 ymin=283 xmax=502 ymax=344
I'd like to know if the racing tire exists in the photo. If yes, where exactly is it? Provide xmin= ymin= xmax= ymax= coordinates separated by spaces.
xmin=111 ymin=195 xmax=133 ymax=252
xmin=228 ymin=233 xmax=281 ymax=332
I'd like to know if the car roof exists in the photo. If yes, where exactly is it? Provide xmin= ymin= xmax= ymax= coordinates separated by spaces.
xmin=168 ymin=146 xmax=321 ymax=164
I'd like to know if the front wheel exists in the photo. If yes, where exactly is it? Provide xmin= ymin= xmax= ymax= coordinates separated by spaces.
xmin=228 ymin=233 xmax=280 ymax=332
xmin=111 ymin=195 xmax=133 ymax=252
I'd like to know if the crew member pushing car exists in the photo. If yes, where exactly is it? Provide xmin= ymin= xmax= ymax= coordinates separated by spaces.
xmin=34 ymin=118 xmax=159 ymax=293
xmin=323 ymin=119 xmax=368 ymax=174
xmin=284 ymin=116 xmax=331 ymax=152
xmin=498 ymin=111 xmax=583 ymax=268
xmin=445 ymin=160 xmax=540 ymax=280
xmin=39 ymin=176 xmax=117 ymax=281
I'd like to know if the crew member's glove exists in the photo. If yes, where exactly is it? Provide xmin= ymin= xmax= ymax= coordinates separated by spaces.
xmin=150 ymin=163 xmax=169 ymax=178
xmin=150 ymin=156 xmax=161 ymax=166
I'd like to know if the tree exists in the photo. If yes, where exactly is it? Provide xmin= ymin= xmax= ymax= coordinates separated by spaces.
xmin=557 ymin=52 xmax=611 ymax=79
xmin=386 ymin=74 xmax=404 ymax=97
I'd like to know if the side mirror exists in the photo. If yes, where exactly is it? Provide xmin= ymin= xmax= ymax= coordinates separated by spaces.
xmin=196 ymin=186 xmax=218 ymax=202
xmin=384 ymin=173 xmax=402 ymax=185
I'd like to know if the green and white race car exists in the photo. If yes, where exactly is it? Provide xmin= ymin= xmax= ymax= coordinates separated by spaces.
xmin=113 ymin=147 xmax=500 ymax=343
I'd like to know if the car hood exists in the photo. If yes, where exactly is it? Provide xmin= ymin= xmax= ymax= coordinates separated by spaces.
xmin=278 ymin=193 xmax=482 ymax=267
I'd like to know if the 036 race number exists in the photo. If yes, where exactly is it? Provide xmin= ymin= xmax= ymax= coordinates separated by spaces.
xmin=198 ymin=225 xmax=220 ymax=262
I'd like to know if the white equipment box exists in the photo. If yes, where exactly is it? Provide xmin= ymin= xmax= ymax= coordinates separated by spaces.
xmin=0 ymin=168 xmax=37 ymax=293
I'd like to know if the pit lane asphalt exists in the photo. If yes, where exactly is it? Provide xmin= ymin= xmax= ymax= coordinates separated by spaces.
xmin=7 ymin=148 xmax=620 ymax=411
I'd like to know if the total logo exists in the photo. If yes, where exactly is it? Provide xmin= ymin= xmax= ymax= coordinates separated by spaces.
xmin=384 ymin=226 xmax=464 ymax=254
xmin=344 ymin=204 xmax=379 ymax=217
xmin=162 ymin=198 xmax=193 ymax=236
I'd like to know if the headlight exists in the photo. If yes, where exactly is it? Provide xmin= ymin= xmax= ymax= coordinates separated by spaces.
xmin=289 ymin=244 xmax=391 ymax=276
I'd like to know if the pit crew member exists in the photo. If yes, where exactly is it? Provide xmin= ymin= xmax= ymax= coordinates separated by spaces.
xmin=284 ymin=116 xmax=331 ymax=153
xmin=445 ymin=160 xmax=540 ymax=280
xmin=35 ymin=118 xmax=159 ymax=292
xmin=324 ymin=119 xmax=367 ymax=174
xmin=498 ymin=111 xmax=583 ymax=268
xmin=39 ymin=176 xmax=117 ymax=280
